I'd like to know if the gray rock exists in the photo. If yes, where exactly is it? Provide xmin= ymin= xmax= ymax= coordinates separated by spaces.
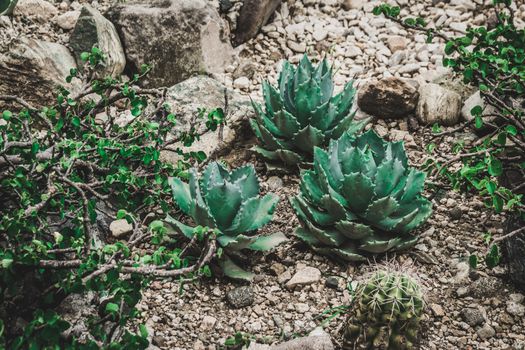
xmin=272 ymin=327 xmax=334 ymax=350
xmin=325 ymin=276 xmax=342 ymax=290
xmin=160 ymin=76 xmax=253 ymax=164
xmin=200 ymin=315 xmax=217 ymax=331
xmin=430 ymin=303 xmax=445 ymax=317
xmin=108 ymin=0 xmax=233 ymax=87
xmin=267 ymin=176 xmax=284 ymax=191
xmin=285 ymin=266 xmax=321 ymax=289
xmin=477 ymin=323 xmax=496 ymax=339
xmin=342 ymin=0 xmax=364 ymax=10
xmin=416 ymin=83 xmax=462 ymax=126
xmin=234 ymin=0 xmax=282 ymax=46
xmin=510 ymin=293 xmax=525 ymax=304
xmin=56 ymin=292 xmax=97 ymax=342
xmin=109 ymin=219 xmax=133 ymax=238
xmin=452 ymin=261 xmax=470 ymax=284
xmin=387 ymin=36 xmax=407 ymax=53
xmin=14 ymin=0 xmax=57 ymax=21
xmin=467 ymin=276 xmax=503 ymax=298
xmin=357 ymin=77 xmax=418 ymax=119
xmin=227 ymin=286 xmax=255 ymax=309
xmin=246 ymin=328 xmax=333 ymax=350
xmin=461 ymin=307 xmax=485 ymax=327
xmin=506 ymin=301 xmax=525 ymax=317
xmin=219 ymin=0 xmax=233 ymax=12
xmin=0 ymin=38 xmax=80 ymax=108
xmin=449 ymin=207 xmax=462 ymax=221
xmin=233 ymin=76 xmax=251 ymax=90
xmin=54 ymin=10 xmax=80 ymax=30
xmin=70 ymin=5 xmax=125 ymax=78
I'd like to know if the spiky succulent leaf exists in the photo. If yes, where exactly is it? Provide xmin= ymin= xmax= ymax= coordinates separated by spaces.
xmin=219 ymin=255 xmax=255 ymax=281
xmin=249 ymin=231 xmax=288 ymax=251
xmin=291 ymin=130 xmax=432 ymax=261
xmin=250 ymin=54 xmax=368 ymax=167
xmin=0 ymin=0 xmax=17 ymax=15
xmin=167 ymin=162 xmax=286 ymax=278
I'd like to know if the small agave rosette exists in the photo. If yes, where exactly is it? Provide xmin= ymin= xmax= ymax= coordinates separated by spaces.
xmin=290 ymin=130 xmax=432 ymax=261
xmin=343 ymin=268 xmax=425 ymax=350
xmin=250 ymin=55 xmax=369 ymax=167
xmin=166 ymin=162 xmax=287 ymax=280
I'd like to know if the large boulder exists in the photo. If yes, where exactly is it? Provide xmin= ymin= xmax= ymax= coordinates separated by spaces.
xmin=160 ymin=76 xmax=253 ymax=164
xmin=0 ymin=38 xmax=80 ymax=108
xmin=70 ymin=5 xmax=125 ymax=78
xmin=107 ymin=0 xmax=234 ymax=88
xmin=357 ymin=77 xmax=418 ymax=119
xmin=416 ymin=83 xmax=462 ymax=126
xmin=233 ymin=0 xmax=282 ymax=46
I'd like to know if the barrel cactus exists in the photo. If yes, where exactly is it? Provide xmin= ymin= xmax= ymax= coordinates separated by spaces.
xmin=290 ymin=130 xmax=432 ymax=261
xmin=343 ymin=268 xmax=425 ymax=349
xmin=250 ymin=55 xmax=369 ymax=167
xmin=166 ymin=161 xmax=287 ymax=280
xmin=0 ymin=0 xmax=17 ymax=15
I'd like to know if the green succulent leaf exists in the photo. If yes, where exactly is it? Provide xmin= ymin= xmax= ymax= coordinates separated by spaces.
xmin=227 ymin=193 xmax=279 ymax=234
xmin=250 ymin=55 xmax=368 ymax=167
xmin=291 ymin=130 xmax=432 ymax=260
xmin=249 ymin=232 xmax=288 ymax=251
xmin=219 ymin=255 xmax=254 ymax=281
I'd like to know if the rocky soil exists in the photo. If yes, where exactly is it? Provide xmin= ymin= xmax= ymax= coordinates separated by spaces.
xmin=135 ymin=1 xmax=525 ymax=349
xmin=2 ymin=0 xmax=525 ymax=349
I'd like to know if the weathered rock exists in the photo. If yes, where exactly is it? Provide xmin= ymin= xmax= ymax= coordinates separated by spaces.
xmin=160 ymin=76 xmax=253 ymax=164
xmin=56 ymin=292 xmax=97 ymax=342
xmin=248 ymin=327 xmax=333 ymax=349
xmin=200 ymin=315 xmax=217 ymax=331
xmin=461 ymin=307 xmax=485 ymax=326
xmin=507 ymin=301 xmax=525 ymax=317
xmin=342 ymin=0 xmax=364 ymax=10
xmin=507 ymin=295 xmax=525 ymax=317
xmin=273 ymin=328 xmax=334 ymax=350
xmin=449 ymin=207 xmax=463 ymax=221
xmin=357 ymin=77 xmax=418 ymax=119
xmin=227 ymin=286 xmax=255 ymax=308
xmin=430 ymin=303 xmax=445 ymax=317
xmin=70 ymin=5 xmax=125 ymax=78
xmin=0 ymin=38 xmax=80 ymax=108
xmin=467 ymin=276 xmax=503 ymax=298
xmin=387 ymin=36 xmax=407 ymax=53
xmin=233 ymin=76 xmax=250 ymax=90
xmin=477 ymin=323 xmax=496 ymax=339
xmin=461 ymin=90 xmax=497 ymax=121
xmin=325 ymin=276 xmax=342 ymax=290
xmin=267 ymin=176 xmax=284 ymax=191
xmin=108 ymin=0 xmax=233 ymax=87
xmin=416 ymin=83 xmax=462 ymax=126
xmin=109 ymin=219 xmax=133 ymax=238
xmin=285 ymin=266 xmax=321 ymax=289
xmin=14 ymin=0 xmax=58 ymax=21
xmin=234 ymin=0 xmax=282 ymax=46
xmin=54 ymin=10 xmax=80 ymax=30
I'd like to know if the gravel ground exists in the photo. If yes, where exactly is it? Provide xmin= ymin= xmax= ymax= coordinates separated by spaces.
xmin=137 ymin=0 xmax=525 ymax=349
xmin=3 ymin=0 xmax=525 ymax=348
xmin=137 ymin=122 xmax=525 ymax=349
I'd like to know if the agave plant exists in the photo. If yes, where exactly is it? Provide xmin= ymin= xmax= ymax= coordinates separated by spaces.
xmin=166 ymin=161 xmax=287 ymax=280
xmin=343 ymin=268 xmax=425 ymax=349
xmin=290 ymin=130 xmax=432 ymax=261
xmin=0 ymin=0 xmax=17 ymax=15
xmin=250 ymin=55 xmax=369 ymax=167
